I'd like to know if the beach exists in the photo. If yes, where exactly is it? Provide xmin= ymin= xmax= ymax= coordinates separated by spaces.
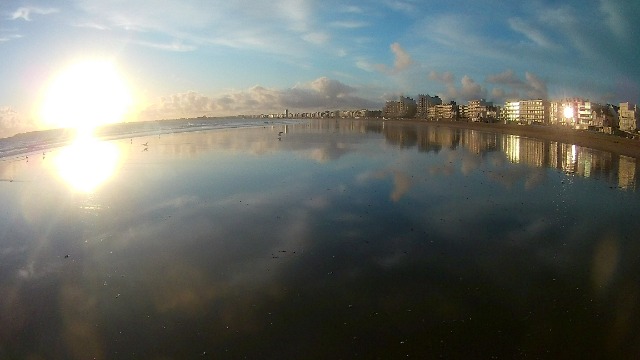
xmin=1 ymin=119 xmax=640 ymax=358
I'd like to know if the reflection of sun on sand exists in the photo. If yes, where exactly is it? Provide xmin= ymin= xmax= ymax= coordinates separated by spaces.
xmin=54 ymin=135 xmax=121 ymax=193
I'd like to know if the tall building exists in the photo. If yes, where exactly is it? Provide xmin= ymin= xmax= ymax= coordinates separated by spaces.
xmin=549 ymin=98 xmax=593 ymax=128
xmin=619 ymin=102 xmax=639 ymax=131
xmin=520 ymin=99 xmax=547 ymax=124
xmin=430 ymin=101 xmax=458 ymax=120
xmin=502 ymin=101 xmax=520 ymax=123
xmin=502 ymin=99 xmax=547 ymax=124
xmin=416 ymin=94 xmax=442 ymax=119
xmin=383 ymin=96 xmax=417 ymax=118
xmin=467 ymin=99 xmax=494 ymax=122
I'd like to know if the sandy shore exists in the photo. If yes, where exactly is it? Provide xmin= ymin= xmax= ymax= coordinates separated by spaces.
xmin=388 ymin=119 xmax=640 ymax=159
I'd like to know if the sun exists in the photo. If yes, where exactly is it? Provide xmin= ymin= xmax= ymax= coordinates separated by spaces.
xmin=40 ymin=60 xmax=132 ymax=135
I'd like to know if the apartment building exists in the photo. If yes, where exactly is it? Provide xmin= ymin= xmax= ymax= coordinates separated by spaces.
xmin=416 ymin=94 xmax=442 ymax=119
xmin=467 ymin=99 xmax=496 ymax=122
xmin=619 ymin=102 xmax=639 ymax=131
xmin=383 ymin=96 xmax=417 ymax=118
xmin=549 ymin=98 xmax=593 ymax=128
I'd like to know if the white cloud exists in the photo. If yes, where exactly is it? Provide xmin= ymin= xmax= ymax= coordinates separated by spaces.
xmin=391 ymin=43 xmax=413 ymax=71
xmin=140 ymin=77 xmax=380 ymax=120
xmin=302 ymin=32 xmax=329 ymax=45
xmin=459 ymin=75 xmax=487 ymax=101
xmin=10 ymin=7 xmax=59 ymax=21
xmin=384 ymin=0 xmax=415 ymax=13
xmin=330 ymin=20 xmax=368 ymax=29
xmin=0 ymin=107 xmax=37 ymax=138
xmin=75 ymin=0 xmax=317 ymax=53
xmin=508 ymin=17 xmax=555 ymax=48
xmin=0 ymin=33 xmax=23 ymax=42
xmin=134 ymin=40 xmax=197 ymax=52
xmin=372 ymin=42 xmax=413 ymax=75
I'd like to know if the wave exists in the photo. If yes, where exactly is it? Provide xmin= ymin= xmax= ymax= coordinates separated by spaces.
xmin=0 ymin=117 xmax=302 ymax=160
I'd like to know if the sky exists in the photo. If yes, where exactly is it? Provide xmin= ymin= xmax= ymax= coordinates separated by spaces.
xmin=1 ymin=0 xmax=639 ymax=137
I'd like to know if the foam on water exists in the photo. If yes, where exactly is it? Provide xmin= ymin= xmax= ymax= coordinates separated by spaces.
xmin=0 ymin=117 xmax=302 ymax=160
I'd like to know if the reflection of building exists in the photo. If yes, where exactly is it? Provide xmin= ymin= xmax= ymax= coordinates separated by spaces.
xmin=416 ymin=94 xmax=442 ymax=119
xmin=618 ymin=155 xmax=637 ymax=190
xmin=619 ymin=102 xmax=639 ymax=131
xmin=502 ymin=135 xmax=544 ymax=166
xmin=376 ymin=121 xmax=633 ymax=189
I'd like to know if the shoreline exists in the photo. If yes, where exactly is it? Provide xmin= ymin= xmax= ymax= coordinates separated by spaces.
xmin=379 ymin=119 xmax=640 ymax=159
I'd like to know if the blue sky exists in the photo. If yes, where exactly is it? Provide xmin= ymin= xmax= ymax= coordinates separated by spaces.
xmin=0 ymin=0 xmax=639 ymax=137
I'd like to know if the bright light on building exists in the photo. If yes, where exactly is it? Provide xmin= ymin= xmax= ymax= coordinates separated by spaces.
xmin=563 ymin=106 xmax=574 ymax=119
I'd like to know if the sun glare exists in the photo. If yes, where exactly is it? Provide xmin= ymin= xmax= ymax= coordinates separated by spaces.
xmin=41 ymin=60 xmax=132 ymax=135
xmin=563 ymin=106 xmax=574 ymax=119
xmin=54 ymin=135 xmax=121 ymax=193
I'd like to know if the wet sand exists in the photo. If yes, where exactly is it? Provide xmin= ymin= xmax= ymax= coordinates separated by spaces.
xmin=388 ymin=119 xmax=640 ymax=158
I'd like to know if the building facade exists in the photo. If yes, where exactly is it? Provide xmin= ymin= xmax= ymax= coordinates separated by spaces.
xmin=549 ymin=98 xmax=593 ymax=128
xmin=429 ymin=101 xmax=458 ymax=120
xmin=467 ymin=99 xmax=496 ymax=122
xmin=416 ymin=94 xmax=442 ymax=119
xmin=502 ymin=99 xmax=547 ymax=124
xmin=619 ymin=102 xmax=639 ymax=131
xmin=383 ymin=96 xmax=417 ymax=118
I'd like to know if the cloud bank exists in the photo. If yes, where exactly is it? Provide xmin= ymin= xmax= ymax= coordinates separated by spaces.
xmin=140 ymin=77 xmax=381 ymax=120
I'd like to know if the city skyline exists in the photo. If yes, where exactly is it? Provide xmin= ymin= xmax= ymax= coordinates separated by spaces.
xmin=1 ymin=0 xmax=639 ymax=138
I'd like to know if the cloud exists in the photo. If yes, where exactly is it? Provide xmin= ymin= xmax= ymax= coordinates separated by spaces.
xmin=0 ymin=33 xmax=23 ymax=42
xmin=135 ymin=40 xmax=197 ymax=52
xmin=508 ymin=17 xmax=555 ymax=48
xmin=459 ymin=76 xmax=487 ymax=101
xmin=486 ymin=69 xmax=523 ymax=86
xmin=302 ymin=32 xmax=329 ymax=45
xmin=486 ymin=70 xmax=547 ymax=100
xmin=428 ymin=71 xmax=486 ymax=101
xmin=384 ymin=0 xmax=416 ymax=13
xmin=140 ymin=77 xmax=380 ymax=120
xmin=524 ymin=72 xmax=547 ymax=99
xmin=330 ymin=20 xmax=368 ymax=29
xmin=0 ymin=107 xmax=37 ymax=138
xmin=391 ymin=43 xmax=413 ymax=71
xmin=0 ymin=107 xmax=19 ymax=128
xmin=74 ymin=0 xmax=319 ymax=55
xmin=11 ymin=7 xmax=58 ymax=21
xmin=370 ymin=42 xmax=414 ymax=75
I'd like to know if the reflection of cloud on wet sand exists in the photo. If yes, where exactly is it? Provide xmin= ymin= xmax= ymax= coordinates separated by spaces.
xmin=308 ymin=140 xmax=351 ymax=163
xmin=357 ymin=169 xmax=413 ymax=202
xmin=486 ymin=166 xmax=546 ymax=190
xmin=59 ymin=283 xmax=105 ymax=360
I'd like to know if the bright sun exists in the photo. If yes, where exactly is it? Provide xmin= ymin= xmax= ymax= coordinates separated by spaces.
xmin=40 ymin=60 xmax=132 ymax=134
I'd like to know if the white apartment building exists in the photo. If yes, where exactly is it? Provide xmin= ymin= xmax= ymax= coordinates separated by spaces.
xmin=619 ymin=102 xmax=639 ymax=131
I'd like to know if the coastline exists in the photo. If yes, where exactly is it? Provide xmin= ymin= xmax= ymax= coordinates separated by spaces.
xmin=380 ymin=119 xmax=640 ymax=159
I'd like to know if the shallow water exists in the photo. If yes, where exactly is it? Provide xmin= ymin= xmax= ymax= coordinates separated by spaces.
xmin=1 ymin=119 xmax=639 ymax=358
